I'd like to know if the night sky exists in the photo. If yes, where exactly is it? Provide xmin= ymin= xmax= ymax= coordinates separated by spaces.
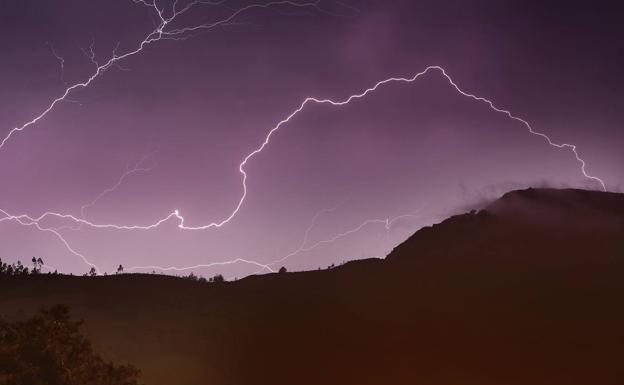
xmin=1 ymin=0 xmax=622 ymax=277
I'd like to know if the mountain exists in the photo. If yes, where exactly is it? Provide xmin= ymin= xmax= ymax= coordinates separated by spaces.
xmin=1 ymin=188 xmax=623 ymax=385
xmin=389 ymin=187 xmax=624 ymax=264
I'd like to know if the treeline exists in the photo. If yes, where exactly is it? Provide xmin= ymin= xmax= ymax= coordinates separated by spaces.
xmin=182 ymin=272 xmax=225 ymax=283
xmin=0 ymin=257 xmax=53 ymax=276
xmin=0 ymin=259 xmax=231 ymax=283
xmin=1 ymin=258 xmax=290 ymax=283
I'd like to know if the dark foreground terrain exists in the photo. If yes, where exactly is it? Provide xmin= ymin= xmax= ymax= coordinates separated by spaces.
xmin=1 ymin=188 xmax=624 ymax=385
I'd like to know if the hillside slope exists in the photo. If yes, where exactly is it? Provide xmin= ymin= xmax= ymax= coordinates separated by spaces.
xmin=1 ymin=188 xmax=623 ymax=385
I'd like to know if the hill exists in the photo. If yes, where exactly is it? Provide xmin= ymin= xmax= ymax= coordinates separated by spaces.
xmin=1 ymin=188 xmax=623 ymax=385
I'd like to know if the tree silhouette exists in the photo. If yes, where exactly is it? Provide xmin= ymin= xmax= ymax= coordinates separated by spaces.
xmin=31 ymin=257 xmax=41 ymax=274
xmin=88 ymin=267 xmax=97 ymax=277
xmin=17 ymin=261 xmax=27 ymax=275
xmin=26 ymin=257 xmax=44 ymax=274
xmin=0 ymin=304 xmax=142 ymax=385
xmin=0 ymin=259 xmax=32 ymax=276
xmin=278 ymin=266 xmax=287 ymax=274
xmin=116 ymin=265 xmax=124 ymax=275
xmin=210 ymin=274 xmax=225 ymax=283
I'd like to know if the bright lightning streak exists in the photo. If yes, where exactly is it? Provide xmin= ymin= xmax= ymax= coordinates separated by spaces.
xmin=2 ymin=66 xmax=607 ymax=235
xmin=110 ymin=204 xmax=345 ymax=276
xmin=126 ymin=258 xmax=274 ymax=274
xmin=0 ymin=0 xmax=322 ymax=150
xmin=174 ymin=67 xmax=603 ymax=230
xmin=0 ymin=152 xmax=156 ymax=273
xmin=0 ymin=209 xmax=101 ymax=274
xmin=125 ymin=208 xmax=424 ymax=278
xmin=175 ymin=65 xmax=606 ymax=230
xmin=0 ymin=0 xmax=322 ymax=274
xmin=0 ymin=1 xmax=607 ymax=276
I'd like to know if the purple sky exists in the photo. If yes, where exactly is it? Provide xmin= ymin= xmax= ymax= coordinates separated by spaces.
xmin=1 ymin=0 xmax=622 ymax=277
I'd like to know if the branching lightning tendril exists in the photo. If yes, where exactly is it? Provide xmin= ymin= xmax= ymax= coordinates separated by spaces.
xmin=80 ymin=151 xmax=158 ymax=219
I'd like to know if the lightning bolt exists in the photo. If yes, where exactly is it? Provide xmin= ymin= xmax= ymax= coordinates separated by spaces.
xmin=126 ymin=258 xmax=274 ymax=275
xmin=124 ymin=203 xmax=347 ymax=276
xmin=0 ymin=0 xmax=323 ymax=150
xmin=0 ymin=209 xmax=101 ymax=274
xmin=0 ymin=64 xmax=607 ymax=275
xmin=125 ymin=207 xmax=425 ymax=278
xmin=23 ymin=64 xmax=605 ymax=232
xmin=0 ymin=0 xmax=323 ymax=274
xmin=0 ymin=1 xmax=607 ymax=276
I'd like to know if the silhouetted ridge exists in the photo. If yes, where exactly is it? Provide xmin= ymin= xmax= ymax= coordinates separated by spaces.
xmin=1 ymin=188 xmax=623 ymax=385
xmin=386 ymin=188 xmax=624 ymax=264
